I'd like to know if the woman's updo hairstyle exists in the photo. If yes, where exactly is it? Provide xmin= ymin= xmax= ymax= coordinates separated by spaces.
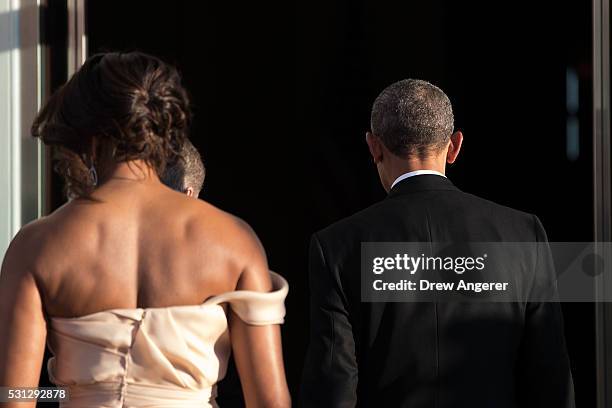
xmin=32 ymin=51 xmax=191 ymax=198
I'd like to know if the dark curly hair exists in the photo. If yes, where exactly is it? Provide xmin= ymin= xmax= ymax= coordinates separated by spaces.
xmin=31 ymin=51 xmax=191 ymax=198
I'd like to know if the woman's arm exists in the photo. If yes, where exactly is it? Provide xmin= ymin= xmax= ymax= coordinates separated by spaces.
xmin=0 ymin=230 xmax=47 ymax=408
xmin=229 ymin=222 xmax=291 ymax=408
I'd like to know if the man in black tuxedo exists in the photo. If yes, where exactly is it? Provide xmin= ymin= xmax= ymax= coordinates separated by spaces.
xmin=300 ymin=79 xmax=574 ymax=407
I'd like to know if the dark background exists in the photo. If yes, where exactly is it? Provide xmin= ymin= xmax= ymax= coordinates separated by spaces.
xmin=41 ymin=0 xmax=596 ymax=406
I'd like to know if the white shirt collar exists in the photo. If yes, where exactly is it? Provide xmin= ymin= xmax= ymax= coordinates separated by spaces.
xmin=390 ymin=170 xmax=446 ymax=190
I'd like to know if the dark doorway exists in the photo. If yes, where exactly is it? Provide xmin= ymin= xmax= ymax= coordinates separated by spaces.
xmin=42 ymin=0 xmax=596 ymax=406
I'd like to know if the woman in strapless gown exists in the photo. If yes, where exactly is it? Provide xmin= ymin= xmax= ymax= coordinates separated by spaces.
xmin=0 ymin=52 xmax=291 ymax=407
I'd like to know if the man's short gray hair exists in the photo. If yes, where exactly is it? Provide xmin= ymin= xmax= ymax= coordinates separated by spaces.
xmin=161 ymin=139 xmax=205 ymax=194
xmin=370 ymin=79 xmax=454 ymax=157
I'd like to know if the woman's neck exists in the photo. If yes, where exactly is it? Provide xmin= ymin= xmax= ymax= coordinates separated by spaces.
xmin=100 ymin=160 xmax=160 ymax=186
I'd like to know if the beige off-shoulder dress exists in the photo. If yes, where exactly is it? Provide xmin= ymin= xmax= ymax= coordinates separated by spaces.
xmin=46 ymin=272 xmax=288 ymax=407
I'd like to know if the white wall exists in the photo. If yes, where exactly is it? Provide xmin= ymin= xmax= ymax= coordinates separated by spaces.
xmin=0 ymin=0 xmax=43 ymax=260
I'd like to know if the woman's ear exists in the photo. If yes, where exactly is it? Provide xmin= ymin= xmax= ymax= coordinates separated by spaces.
xmin=446 ymin=131 xmax=463 ymax=164
xmin=366 ymin=132 xmax=384 ymax=164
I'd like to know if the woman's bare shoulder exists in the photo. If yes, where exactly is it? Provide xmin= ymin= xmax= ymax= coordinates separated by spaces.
xmin=0 ymin=216 xmax=52 ymax=277
xmin=174 ymin=197 xmax=266 ymax=270
xmin=188 ymin=199 xmax=263 ymax=249
xmin=192 ymin=202 xmax=272 ymax=292
xmin=3 ymin=200 xmax=105 ymax=276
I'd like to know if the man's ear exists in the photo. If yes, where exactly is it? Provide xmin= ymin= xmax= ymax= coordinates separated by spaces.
xmin=446 ymin=131 xmax=463 ymax=164
xmin=185 ymin=187 xmax=195 ymax=197
xmin=366 ymin=132 xmax=384 ymax=164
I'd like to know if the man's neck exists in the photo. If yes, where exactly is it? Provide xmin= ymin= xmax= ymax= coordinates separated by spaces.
xmin=391 ymin=164 xmax=446 ymax=179
xmin=384 ymin=156 xmax=446 ymax=191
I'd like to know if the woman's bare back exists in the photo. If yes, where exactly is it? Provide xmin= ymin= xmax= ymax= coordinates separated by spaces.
xmin=24 ymin=177 xmax=268 ymax=319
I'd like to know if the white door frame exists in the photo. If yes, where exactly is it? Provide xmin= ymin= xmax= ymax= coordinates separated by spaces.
xmin=594 ymin=0 xmax=612 ymax=405
xmin=0 ymin=0 xmax=43 ymax=258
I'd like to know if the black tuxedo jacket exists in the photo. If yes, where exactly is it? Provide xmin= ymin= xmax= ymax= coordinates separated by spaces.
xmin=300 ymin=175 xmax=574 ymax=408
